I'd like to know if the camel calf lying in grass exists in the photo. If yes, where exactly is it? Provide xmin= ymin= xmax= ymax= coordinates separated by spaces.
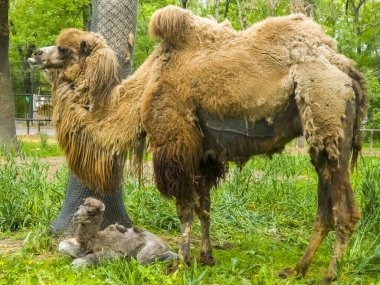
xmin=59 ymin=198 xmax=177 ymax=268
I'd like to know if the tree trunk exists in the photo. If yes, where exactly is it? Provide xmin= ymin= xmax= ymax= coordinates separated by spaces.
xmin=180 ymin=0 xmax=189 ymax=9
xmin=224 ymin=0 xmax=231 ymax=18
xmin=269 ymin=0 xmax=280 ymax=16
xmin=83 ymin=1 xmax=92 ymax=31
xmin=0 ymin=0 xmax=19 ymax=153
xmin=91 ymin=0 xmax=138 ymax=78
xmin=236 ymin=0 xmax=245 ymax=30
xmin=346 ymin=0 xmax=366 ymax=54
xmin=50 ymin=0 xmax=138 ymax=235
xmin=214 ymin=0 xmax=220 ymax=21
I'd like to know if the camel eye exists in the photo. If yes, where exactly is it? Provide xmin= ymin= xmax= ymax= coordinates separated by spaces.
xmin=87 ymin=209 xmax=96 ymax=215
xmin=58 ymin=46 xmax=70 ymax=56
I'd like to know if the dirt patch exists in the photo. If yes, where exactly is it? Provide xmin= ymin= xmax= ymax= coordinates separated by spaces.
xmin=18 ymin=134 xmax=57 ymax=144
xmin=40 ymin=156 xmax=67 ymax=180
xmin=0 ymin=239 xmax=23 ymax=255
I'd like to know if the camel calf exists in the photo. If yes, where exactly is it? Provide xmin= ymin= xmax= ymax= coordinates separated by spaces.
xmin=59 ymin=198 xmax=177 ymax=268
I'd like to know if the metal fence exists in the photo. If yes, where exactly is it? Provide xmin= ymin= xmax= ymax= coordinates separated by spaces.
xmin=361 ymin=129 xmax=380 ymax=154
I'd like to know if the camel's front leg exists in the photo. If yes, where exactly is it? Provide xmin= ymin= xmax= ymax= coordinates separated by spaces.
xmin=194 ymin=189 xmax=214 ymax=265
xmin=176 ymin=198 xmax=194 ymax=266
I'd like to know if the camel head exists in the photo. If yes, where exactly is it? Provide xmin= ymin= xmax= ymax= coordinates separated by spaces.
xmin=73 ymin=197 xmax=105 ymax=226
xmin=28 ymin=28 xmax=120 ymax=96
xmin=26 ymin=28 xmax=138 ymax=194
xmin=28 ymin=29 xmax=107 ymax=69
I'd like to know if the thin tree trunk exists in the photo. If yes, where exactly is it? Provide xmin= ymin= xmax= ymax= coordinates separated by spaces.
xmin=224 ymin=0 xmax=231 ymax=18
xmin=346 ymin=0 xmax=366 ymax=54
xmin=269 ymin=0 xmax=280 ymax=16
xmin=83 ymin=1 xmax=92 ymax=31
xmin=180 ymin=0 xmax=189 ymax=9
xmin=236 ymin=0 xmax=244 ymax=29
xmin=214 ymin=0 xmax=220 ymax=21
xmin=0 ymin=0 xmax=19 ymax=153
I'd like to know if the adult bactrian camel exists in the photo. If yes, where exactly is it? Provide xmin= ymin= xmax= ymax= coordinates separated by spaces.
xmin=28 ymin=6 xmax=366 ymax=283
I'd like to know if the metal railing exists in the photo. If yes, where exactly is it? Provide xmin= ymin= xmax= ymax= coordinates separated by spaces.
xmin=361 ymin=128 xmax=380 ymax=154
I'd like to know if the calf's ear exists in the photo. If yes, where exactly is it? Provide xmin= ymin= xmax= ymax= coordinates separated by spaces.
xmin=80 ymin=40 xmax=91 ymax=57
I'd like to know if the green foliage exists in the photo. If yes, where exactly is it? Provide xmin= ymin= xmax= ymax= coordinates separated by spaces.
xmin=9 ymin=0 xmax=91 ymax=104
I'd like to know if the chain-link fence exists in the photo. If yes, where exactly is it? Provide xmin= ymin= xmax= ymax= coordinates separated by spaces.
xmin=91 ymin=0 xmax=138 ymax=78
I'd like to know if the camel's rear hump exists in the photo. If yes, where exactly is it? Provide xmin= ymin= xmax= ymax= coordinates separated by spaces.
xmin=149 ymin=5 xmax=192 ymax=46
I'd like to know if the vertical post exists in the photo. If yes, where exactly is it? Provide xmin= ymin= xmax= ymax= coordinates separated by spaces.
xmin=370 ymin=130 xmax=373 ymax=155
xmin=28 ymin=94 xmax=33 ymax=119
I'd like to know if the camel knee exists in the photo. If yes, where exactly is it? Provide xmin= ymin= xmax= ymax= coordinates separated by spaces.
xmin=332 ymin=205 xmax=360 ymax=237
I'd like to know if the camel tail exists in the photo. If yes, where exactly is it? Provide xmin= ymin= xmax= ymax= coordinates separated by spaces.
xmin=149 ymin=5 xmax=192 ymax=46
xmin=349 ymin=68 xmax=367 ymax=170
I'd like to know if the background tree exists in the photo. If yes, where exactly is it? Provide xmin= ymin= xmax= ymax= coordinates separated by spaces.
xmin=0 ymin=0 xmax=18 ymax=153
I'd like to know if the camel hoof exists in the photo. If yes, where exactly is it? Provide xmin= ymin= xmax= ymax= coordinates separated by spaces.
xmin=278 ymin=268 xmax=300 ymax=279
xmin=199 ymin=253 xmax=215 ymax=266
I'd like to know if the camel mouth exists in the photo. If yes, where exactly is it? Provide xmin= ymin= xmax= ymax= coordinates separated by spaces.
xmin=27 ymin=57 xmax=44 ymax=69
xmin=73 ymin=217 xmax=93 ymax=225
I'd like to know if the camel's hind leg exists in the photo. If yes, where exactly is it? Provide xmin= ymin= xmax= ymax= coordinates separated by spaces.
xmin=319 ymin=102 xmax=360 ymax=283
xmin=194 ymin=188 xmax=214 ymax=265
xmin=292 ymin=101 xmax=360 ymax=283
xmin=292 ymin=174 xmax=334 ymax=276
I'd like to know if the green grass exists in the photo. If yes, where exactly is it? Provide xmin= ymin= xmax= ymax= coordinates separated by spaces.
xmin=19 ymin=133 xmax=63 ymax=157
xmin=0 ymin=148 xmax=379 ymax=284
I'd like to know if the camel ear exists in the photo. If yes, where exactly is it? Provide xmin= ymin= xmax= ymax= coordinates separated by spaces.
xmin=79 ymin=40 xmax=91 ymax=57
xmin=99 ymin=203 xmax=105 ymax=212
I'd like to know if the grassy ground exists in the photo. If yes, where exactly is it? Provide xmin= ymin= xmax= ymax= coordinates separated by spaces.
xmin=0 ymin=137 xmax=379 ymax=284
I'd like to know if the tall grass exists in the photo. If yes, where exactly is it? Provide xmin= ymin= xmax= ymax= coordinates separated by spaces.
xmin=0 ymin=148 xmax=379 ymax=284
xmin=345 ymin=158 xmax=380 ymax=277
xmin=0 ymin=154 xmax=66 ymax=231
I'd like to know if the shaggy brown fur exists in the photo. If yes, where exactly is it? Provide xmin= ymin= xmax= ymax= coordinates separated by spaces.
xmin=29 ymin=30 xmax=149 ymax=192
xmin=29 ymin=6 xmax=366 ymax=283
xmin=59 ymin=198 xmax=177 ymax=268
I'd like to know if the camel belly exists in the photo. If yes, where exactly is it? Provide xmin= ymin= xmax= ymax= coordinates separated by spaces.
xmin=197 ymin=96 xmax=303 ymax=166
